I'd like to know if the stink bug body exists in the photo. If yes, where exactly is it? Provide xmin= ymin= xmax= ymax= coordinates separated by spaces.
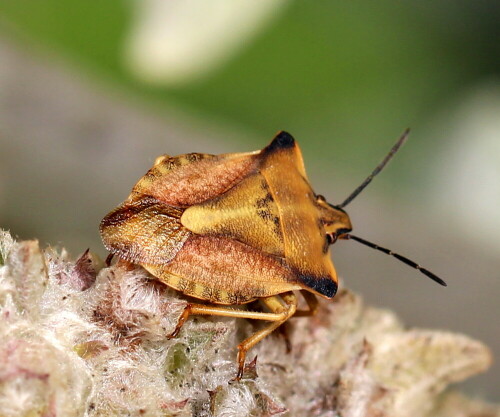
xmin=100 ymin=130 xmax=445 ymax=379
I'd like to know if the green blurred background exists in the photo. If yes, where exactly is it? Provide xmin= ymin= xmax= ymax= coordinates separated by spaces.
xmin=0 ymin=0 xmax=498 ymax=400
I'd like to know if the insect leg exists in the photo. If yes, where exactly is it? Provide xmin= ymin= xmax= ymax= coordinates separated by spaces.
xmin=166 ymin=306 xmax=191 ymax=339
xmin=278 ymin=322 xmax=292 ymax=354
xmin=276 ymin=291 xmax=317 ymax=353
xmin=293 ymin=291 xmax=319 ymax=317
xmin=235 ymin=292 xmax=297 ymax=380
xmin=105 ymin=253 xmax=114 ymax=266
xmin=166 ymin=302 xmax=291 ymax=339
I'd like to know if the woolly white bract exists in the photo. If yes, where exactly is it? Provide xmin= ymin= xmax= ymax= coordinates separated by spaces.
xmin=0 ymin=230 xmax=496 ymax=417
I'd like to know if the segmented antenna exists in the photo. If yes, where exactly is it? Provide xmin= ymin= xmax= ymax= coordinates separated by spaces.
xmin=338 ymin=129 xmax=410 ymax=208
xmin=343 ymin=234 xmax=447 ymax=286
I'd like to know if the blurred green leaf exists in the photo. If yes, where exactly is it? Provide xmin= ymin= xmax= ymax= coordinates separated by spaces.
xmin=0 ymin=0 xmax=498 ymax=182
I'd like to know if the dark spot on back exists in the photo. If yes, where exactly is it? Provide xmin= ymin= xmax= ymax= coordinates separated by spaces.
xmin=256 ymin=192 xmax=273 ymax=209
xmin=266 ymin=131 xmax=296 ymax=152
xmin=299 ymin=274 xmax=337 ymax=298
xmin=257 ymin=209 xmax=273 ymax=221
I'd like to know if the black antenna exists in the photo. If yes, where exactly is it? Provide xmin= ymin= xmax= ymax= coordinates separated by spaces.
xmin=338 ymin=129 xmax=410 ymax=208
xmin=342 ymin=234 xmax=447 ymax=286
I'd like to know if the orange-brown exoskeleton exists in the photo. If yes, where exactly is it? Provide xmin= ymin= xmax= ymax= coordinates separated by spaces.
xmin=100 ymin=130 xmax=446 ymax=380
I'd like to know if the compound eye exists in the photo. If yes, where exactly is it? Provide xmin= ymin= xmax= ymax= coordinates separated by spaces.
xmin=336 ymin=228 xmax=351 ymax=237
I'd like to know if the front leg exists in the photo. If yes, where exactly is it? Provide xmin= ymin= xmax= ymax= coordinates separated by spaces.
xmin=235 ymin=292 xmax=297 ymax=380
xmin=293 ymin=291 xmax=319 ymax=317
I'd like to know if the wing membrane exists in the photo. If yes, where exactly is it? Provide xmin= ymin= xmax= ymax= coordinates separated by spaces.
xmin=100 ymin=196 xmax=191 ymax=264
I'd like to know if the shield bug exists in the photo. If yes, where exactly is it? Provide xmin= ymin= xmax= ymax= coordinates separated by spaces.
xmin=100 ymin=130 xmax=446 ymax=380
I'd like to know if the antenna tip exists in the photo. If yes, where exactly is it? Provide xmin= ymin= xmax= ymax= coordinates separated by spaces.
xmin=400 ymin=128 xmax=411 ymax=142
xmin=422 ymin=270 xmax=447 ymax=287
